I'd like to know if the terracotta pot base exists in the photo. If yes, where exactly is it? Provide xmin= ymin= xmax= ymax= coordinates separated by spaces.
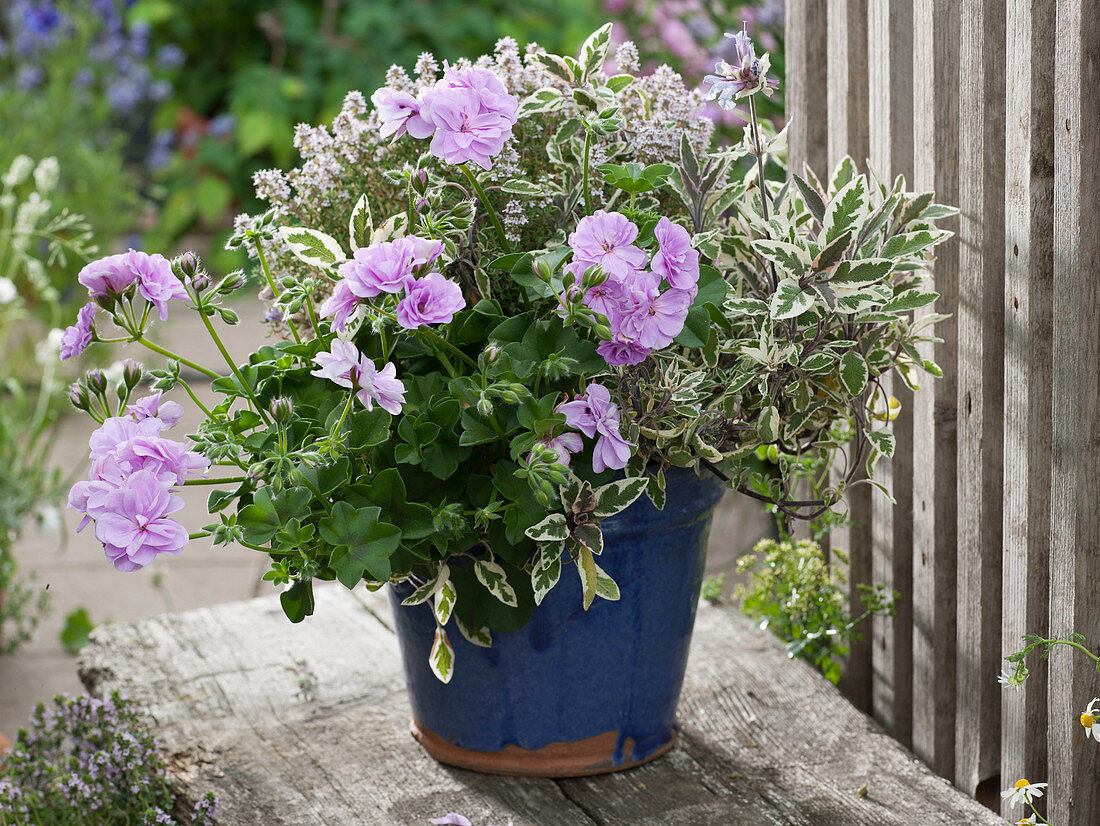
xmin=410 ymin=716 xmax=677 ymax=777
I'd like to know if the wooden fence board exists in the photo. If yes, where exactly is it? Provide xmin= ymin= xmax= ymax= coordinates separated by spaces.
xmin=785 ymin=0 xmax=830 ymax=181
xmin=910 ymin=0 xmax=960 ymax=782
xmin=824 ymin=0 xmax=873 ymax=717
xmin=1001 ymin=0 xmax=1054 ymax=814
xmin=867 ymin=0 xmax=915 ymax=750
xmin=954 ymin=0 xmax=1007 ymax=797
xmin=1050 ymin=2 xmax=1100 ymax=823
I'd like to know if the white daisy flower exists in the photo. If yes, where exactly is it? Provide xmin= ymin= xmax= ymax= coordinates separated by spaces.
xmin=1001 ymin=779 xmax=1047 ymax=808
xmin=1015 ymin=816 xmax=1037 ymax=825
xmin=998 ymin=669 xmax=1026 ymax=688
xmin=1081 ymin=698 xmax=1100 ymax=741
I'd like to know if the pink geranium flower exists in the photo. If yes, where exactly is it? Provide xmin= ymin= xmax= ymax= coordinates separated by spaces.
xmin=59 ymin=303 xmax=96 ymax=361
xmin=310 ymin=339 xmax=360 ymax=388
xmin=318 ymin=281 xmax=359 ymax=332
xmin=371 ymin=87 xmax=431 ymax=141
xmin=396 ymin=272 xmax=466 ymax=328
xmin=651 ymin=217 xmax=701 ymax=295
xmin=596 ymin=338 xmax=651 ymax=367
xmin=93 ymin=470 xmax=189 ymax=572
xmin=353 ymin=359 xmax=406 ymax=415
xmin=127 ymin=391 xmax=184 ymax=429
xmin=129 ymin=250 xmax=187 ymax=320
xmin=557 ymin=382 xmax=634 ymax=473
xmin=617 ymin=287 xmax=693 ymax=350
xmin=77 ymin=252 xmax=139 ymax=297
xmin=529 ymin=431 xmax=584 ymax=468
xmin=568 ymin=211 xmax=649 ymax=281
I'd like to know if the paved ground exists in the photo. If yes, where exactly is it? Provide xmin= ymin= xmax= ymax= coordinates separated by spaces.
xmin=1 ymin=298 xmax=769 ymax=739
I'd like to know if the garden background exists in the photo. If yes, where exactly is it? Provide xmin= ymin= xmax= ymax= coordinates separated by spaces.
xmin=0 ymin=0 xmax=783 ymax=741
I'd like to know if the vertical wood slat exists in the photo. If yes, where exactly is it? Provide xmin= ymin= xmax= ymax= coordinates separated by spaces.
xmin=785 ymin=0 xmax=830 ymax=182
xmin=867 ymin=0 xmax=915 ymax=749
xmin=1001 ymin=0 xmax=1054 ymax=814
xmin=954 ymin=0 xmax=1007 ymax=797
xmin=825 ymin=0 xmax=873 ymax=715
xmin=1050 ymin=2 xmax=1100 ymax=823
xmin=910 ymin=0 xmax=960 ymax=782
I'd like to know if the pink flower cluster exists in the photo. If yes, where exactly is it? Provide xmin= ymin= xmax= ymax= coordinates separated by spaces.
xmin=68 ymin=392 xmax=208 ymax=572
xmin=567 ymin=212 xmax=700 ymax=366
xmin=371 ymin=65 xmax=518 ymax=170
xmin=311 ymin=339 xmax=406 ymax=415
xmin=318 ymin=235 xmax=466 ymax=333
xmin=61 ymin=250 xmax=188 ymax=362
xmin=557 ymin=383 xmax=635 ymax=473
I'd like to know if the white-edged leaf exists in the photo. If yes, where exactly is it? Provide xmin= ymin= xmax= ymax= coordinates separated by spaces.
xmin=593 ymin=560 xmax=620 ymax=601
xmin=830 ymin=258 xmax=894 ymax=287
xmin=454 ymin=613 xmax=492 ymax=648
xmin=278 ymin=226 xmax=346 ymax=267
xmin=370 ymin=213 xmax=409 ymax=245
xmin=573 ymin=522 xmax=604 ymax=555
xmin=432 ymin=579 xmax=456 ymax=625
xmin=770 ymin=277 xmax=815 ymax=319
xmin=577 ymin=545 xmax=598 ymax=609
xmin=579 ymin=23 xmax=613 ymax=77
xmin=823 ymin=175 xmax=869 ymax=245
xmin=724 ymin=297 xmax=769 ymax=316
xmin=839 ymin=350 xmax=869 ymax=396
xmin=348 ymin=193 xmax=373 ymax=251
xmin=866 ymin=428 xmax=896 ymax=458
xmin=531 ymin=542 xmax=563 ymax=605
xmin=501 ymin=179 xmax=546 ymax=196
xmin=646 ymin=470 xmax=666 ymax=510
xmin=753 ymin=239 xmax=811 ymax=276
xmin=429 ymin=626 xmax=454 ymax=683
xmin=401 ymin=564 xmax=449 ymax=606
xmin=591 ymin=477 xmax=648 ymax=518
xmin=526 ymin=512 xmax=568 ymax=542
xmin=758 ymin=405 xmax=779 ymax=442
xmin=881 ymin=289 xmax=939 ymax=312
xmin=881 ymin=229 xmax=952 ymax=259
xmin=474 ymin=559 xmax=518 ymax=607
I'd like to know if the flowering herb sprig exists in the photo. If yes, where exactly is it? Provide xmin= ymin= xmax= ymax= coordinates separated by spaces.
xmin=0 ymin=692 xmax=217 ymax=825
xmin=55 ymin=25 xmax=954 ymax=682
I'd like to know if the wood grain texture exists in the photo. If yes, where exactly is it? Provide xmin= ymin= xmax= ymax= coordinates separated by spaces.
xmin=823 ymin=0 xmax=874 ymax=717
xmin=954 ymin=0 xmax=1007 ymax=797
xmin=1001 ymin=0 xmax=1054 ymax=814
xmin=1050 ymin=2 xmax=1100 ymax=823
xmin=78 ymin=587 xmax=1006 ymax=825
xmin=867 ymin=0 xmax=915 ymax=749
xmin=785 ymin=0 xmax=830 ymax=181
xmin=911 ymin=0 xmax=960 ymax=782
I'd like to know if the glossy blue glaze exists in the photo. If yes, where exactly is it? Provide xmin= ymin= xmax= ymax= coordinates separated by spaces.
xmin=389 ymin=467 xmax=725 ymax=767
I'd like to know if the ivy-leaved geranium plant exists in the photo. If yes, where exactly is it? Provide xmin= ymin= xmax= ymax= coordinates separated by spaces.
xmin=55 ymin=25 xmax=955 ymax=682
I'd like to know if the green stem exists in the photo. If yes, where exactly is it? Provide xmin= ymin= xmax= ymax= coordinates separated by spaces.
xmin=256 ymin=240 xmax=303 ymax=345
xmin=304 ymin=292 xmax=322 ymax=341
xmin=188 ymin=531 xmax=211 ymax=540
xmin=583 ymin=129 xmax=594 ymax=215
xmin=333 ymin=392 xmax=355 ymax=434
xmin=748 ymin=95 xmax=771 ymax=223
xmin=135 ymin=336 xmax=220 ymax=379
xmin=460 ymin=163 xmax=510 ymax=252
xmin=196 ymin=312 xmax=272 ymax=424
xmin=179 ymin=379 xmax=213 ymax=417
xmin=374 ymin=306 xmax=478 ymax=370
xmin=184 ymin=476 xmax=248 ymax=486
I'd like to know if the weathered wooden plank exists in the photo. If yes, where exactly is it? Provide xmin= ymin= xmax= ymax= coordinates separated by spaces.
xmin=78 ymin=587 xmax=589 ymax=826
xmin=954 ymin=0 xmax=1007 ymax=797
xmin=785 ymin=0 xmax=830 ymax=181
xmin=867 ymin=0 xmax=915 ymax=749
xmin=78 ymin=587 xmax=1006 ymax=825
xmin=1001 ymin=0 xmax=1054 ymax=814
xmin=1050 ymin=2 xmax=1100 ymax=823
xmin=910 ymin=0 xmax=960 ymax=782
xmin=823 ymin=0 xmax=874 ymax=716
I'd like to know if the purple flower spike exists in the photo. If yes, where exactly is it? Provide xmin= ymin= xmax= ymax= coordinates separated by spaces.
xmin=59 ymin=303 xmax=97 ymax=361
xmin=702 ymin=30 xmax=779 ymax=107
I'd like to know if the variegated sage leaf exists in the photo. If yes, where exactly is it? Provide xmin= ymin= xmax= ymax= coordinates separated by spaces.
xmin=433 ymin=579 xmax=457 ymax=625
xmin=277 ymin=226 xmax=346 ymax=267
xmin=591 ymin=477 xmax=648 ymax=518
xmin=429 ymin=627 xmax=454 ymax=683
xmin=474 ymin=559 xmax=518 ymax=607
xmin=525 ymin=512 xmax=568 ymax=542
xmin=454 ymin=613 xmax=492 ymax=648
xmin=531 ymin=542 xmax=563 ymax=606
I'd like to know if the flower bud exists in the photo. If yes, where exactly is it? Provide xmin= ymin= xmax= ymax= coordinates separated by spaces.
xmin=534 ymin=259 xmax=553 ymax=283
xmin=476 ymin=395 xmax=493 ymax=417
xmin=218 ymin=270 xmax=247 ymax=294
xmin=415 ymin=197 xmax=430 ymax=214
xmin=499 ymin=389 xmax=520 ymax=404
xmin=413 ymin=168 xmax=428 ymax=192
xmin=123 ymin=359 xmax=144 ymax=389
xmin=85 ymin=369 xmax=107 ymax=395
xmin=483 ymin=344 xmax=500 ymax=364
xmin=68 ymin=382 xmax=91 ymax=412
xmin=271 ymin=397 xmax=293 ymax=423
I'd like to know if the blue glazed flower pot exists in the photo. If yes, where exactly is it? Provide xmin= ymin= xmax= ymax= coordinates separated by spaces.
xmin=389 ymin=467 xmax=726 ymax=777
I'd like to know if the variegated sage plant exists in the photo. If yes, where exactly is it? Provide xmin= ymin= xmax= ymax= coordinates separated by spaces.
xmin=56 ymin=25 xmax=953 ymax=682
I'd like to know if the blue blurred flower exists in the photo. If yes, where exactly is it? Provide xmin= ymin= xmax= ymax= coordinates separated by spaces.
xmin=207 ymin=113 xmax=236 ymax=138
xmin=156 ymin=44 xmax=185 ymax=69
